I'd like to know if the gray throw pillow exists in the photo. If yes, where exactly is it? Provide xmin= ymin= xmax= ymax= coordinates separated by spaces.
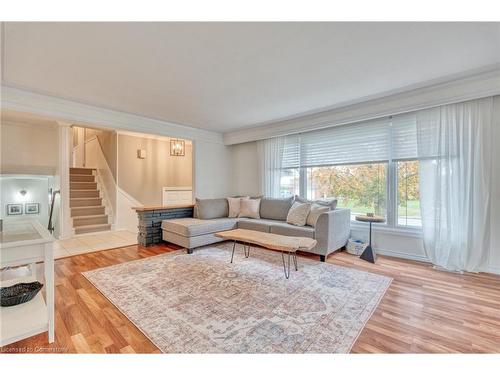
xmin=195 ymin=198 xmax=229 ymax=219
xmin=259 ymin=197 xmax=294 ymax=221
xmin=295 ymin=195 xmax=337 ymax=210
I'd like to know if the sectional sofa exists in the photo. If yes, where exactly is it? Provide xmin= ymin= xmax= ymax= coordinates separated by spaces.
xmin=161 ymin=197 xmax=351 ymax=261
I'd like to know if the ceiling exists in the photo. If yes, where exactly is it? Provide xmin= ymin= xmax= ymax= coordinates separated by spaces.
xmin=2 ymin=22 xmax=499 ymax=133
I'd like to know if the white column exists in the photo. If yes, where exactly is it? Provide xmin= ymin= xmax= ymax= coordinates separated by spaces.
xmin=58 ymin=122 xmax=73 ymax=239
xmin=44 ymin=241 xmax=55 ymax=343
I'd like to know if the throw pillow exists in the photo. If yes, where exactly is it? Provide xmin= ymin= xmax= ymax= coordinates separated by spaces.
xmin=227 ymin=196 xmax=248 ymax=218
xmin=286 ymin=201 xmax=311 ymax=226
xmin=295 ymin=195 xmax=338 ymax=210
xmin=306 ymin=203 xmax=330 ymax=227
xmin=238 ymin=198 xmax=261 ymax=219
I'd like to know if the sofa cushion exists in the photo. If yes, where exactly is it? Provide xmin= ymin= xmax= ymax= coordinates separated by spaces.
xmin=237 ymin=218 xmax=282 ymax=232
xmin=196 ymin=198 xmax=229 ymax=219
xmin=161 ymin=217 xmax=237 ymax=237
xmin=270 ymin=222 xmax=315 ymax=238
xmin=259 ymin=197 xmax=294 ymax=221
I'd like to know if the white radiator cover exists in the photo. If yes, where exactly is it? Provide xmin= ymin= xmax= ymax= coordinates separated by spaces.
xmin=162 ymin=187 xmax=193 ymax=206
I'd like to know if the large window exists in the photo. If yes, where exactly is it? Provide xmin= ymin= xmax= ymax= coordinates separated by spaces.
xmin=306 ymin=163 xmax=387 ymax=221
xmin=279 ymin=168 xmax=299 ymax=198
xmin=397 ymin=160 xmax=421 ymax=227
xmin=277 ymin=161 xmax=422 ymax=228
xmin=267 ymin=113 xmax=424 ymax=230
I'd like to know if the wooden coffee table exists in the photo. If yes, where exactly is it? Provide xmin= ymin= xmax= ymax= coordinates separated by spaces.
xmin=215 ymin=229 xmax=317 ymax=279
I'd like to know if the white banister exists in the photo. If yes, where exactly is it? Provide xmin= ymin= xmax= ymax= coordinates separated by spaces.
xmin=84 ymin=136 xmax=117 ymax=225
xmin=57 ymin=122 xmax=72 ymax=239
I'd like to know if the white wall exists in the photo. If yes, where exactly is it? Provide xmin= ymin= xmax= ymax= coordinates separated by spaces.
xmin=194 ymin=140 xmax=232 ymax=199
xmin=0 ymin=176 xmax=51 ymax=227
xmin=350 ymin=228 xmax=426 ymax=262
xmin=117 ymin=134 xmax=193 ymax=205
xmin=229 ymin=141 xmax=260 ymax=196
xmin=1 ymin=121 xmax=58 ymax=175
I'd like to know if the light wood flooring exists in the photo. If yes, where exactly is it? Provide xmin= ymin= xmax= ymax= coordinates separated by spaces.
xmin=1 ymin=243 xmax=500 ymax=353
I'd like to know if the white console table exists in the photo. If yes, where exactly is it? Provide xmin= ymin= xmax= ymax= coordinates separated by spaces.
xmin=0 ymin=219 xmax=55 ymax=346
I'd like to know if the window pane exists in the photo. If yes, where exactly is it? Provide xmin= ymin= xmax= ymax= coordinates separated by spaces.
xmin=306 ymin=163 xmax=387 ymax=221
xmin=279 ymin=168 xmax=300 ymax=198
xmin=397 ymin=160 xmax=422 ymax=227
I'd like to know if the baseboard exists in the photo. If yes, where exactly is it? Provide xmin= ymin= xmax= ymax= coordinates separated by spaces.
xmin=374 ymin=248 xmax=429 ymax=263
xmin=113 ymin=226 xmax=138 ymax=234
xmin=374 ymin=250 xmax=500 ymax=275
xmin=486 ymin=266 xmax=500 ymax=275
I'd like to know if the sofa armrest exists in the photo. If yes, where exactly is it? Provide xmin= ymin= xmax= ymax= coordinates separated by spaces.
xmin=314 ymin=208 xmax=351 ymax=255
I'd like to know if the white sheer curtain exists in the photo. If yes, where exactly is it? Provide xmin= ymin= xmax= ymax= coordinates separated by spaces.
xmin=416 ymin=97 xmax=493 ymax=272
xmin=257 ymin=136 xmax=286 ymax=198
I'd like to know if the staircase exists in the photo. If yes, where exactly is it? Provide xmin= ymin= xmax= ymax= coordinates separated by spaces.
xmin=70 ymin=167 xmax=111 ymax=234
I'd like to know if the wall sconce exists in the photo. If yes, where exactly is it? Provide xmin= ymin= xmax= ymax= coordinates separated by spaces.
xmin=170 ymin=139 xmax=185 ymax=156
xmin=17 ymin=189 xmax=29 ymax=202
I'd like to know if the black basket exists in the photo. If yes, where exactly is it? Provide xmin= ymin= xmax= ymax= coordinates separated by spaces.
xmin=0 ymin=282 xmax=43 ymax=307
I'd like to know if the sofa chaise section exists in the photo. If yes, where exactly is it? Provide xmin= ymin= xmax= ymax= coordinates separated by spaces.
xmin=161 ymin=217 xmax=238 ymax=252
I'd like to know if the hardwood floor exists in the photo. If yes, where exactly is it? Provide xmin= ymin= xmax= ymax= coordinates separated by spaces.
xmin=1 ymin=243 xmax=500 ymax=353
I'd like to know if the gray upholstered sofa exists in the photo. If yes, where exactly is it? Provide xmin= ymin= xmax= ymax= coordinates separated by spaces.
xmin=161 ymin=197 xmax=350 ymax=261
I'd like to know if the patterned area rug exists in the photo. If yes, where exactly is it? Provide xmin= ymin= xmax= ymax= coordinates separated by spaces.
xmin=83 ymin=244 xmax=392 ymax=353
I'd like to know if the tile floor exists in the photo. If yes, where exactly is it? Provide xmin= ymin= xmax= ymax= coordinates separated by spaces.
xmin=54 ymin=230 xmax=138 ymax=259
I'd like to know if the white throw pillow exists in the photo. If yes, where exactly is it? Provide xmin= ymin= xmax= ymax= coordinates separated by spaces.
xmin=227 ymin=196 xmax=248 ymax=218
xmin=286 ymin=201 xmax=311 ymax=227
xmin=238 ymin=198 xmax=261 ymax=219
xmin=306 ymin=203 xmax=330 ymax=227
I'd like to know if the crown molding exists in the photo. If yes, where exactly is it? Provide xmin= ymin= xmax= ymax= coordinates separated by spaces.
xmin=116 ymin=129 xmax=193 ymax=145
xmin=0 ymin=85 xmax=224 ymax=144
xmin=223 ymin=65 xmax=500 ymax=145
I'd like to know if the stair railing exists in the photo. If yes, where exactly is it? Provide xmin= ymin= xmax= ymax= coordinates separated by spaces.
xmin=48 ymin=189 xmax=60 ymax=234
xmin=84 ymin=135 xmax=116 ymax=224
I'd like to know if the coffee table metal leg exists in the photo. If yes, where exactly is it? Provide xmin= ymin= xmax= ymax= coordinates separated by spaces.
xmin=230 ymin=240 xmax=298 ymax=279
xmin=230 ymin=241 xmax=236 ymax=263
xmin=281 ymin=251 xmax=292 ymax=279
